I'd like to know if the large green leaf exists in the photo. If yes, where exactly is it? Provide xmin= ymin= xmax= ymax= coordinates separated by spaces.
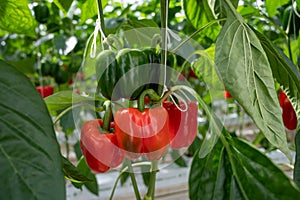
xmin=0 ymin=0 xmax=36 ymax=37
xmin=80 ymin=0 xmax=108 ymax=23
xmin=182 ymin=0 xmax=215 ymax=29
xmin=62 ymin=156 xmax=92 ymax=183
xmin=192 ymin=48 xmax=224 ymax=99
xmin=182 ymin=0 xmax=220 ymax=39
xmin=254 ymin=29 xmax=300 ymax=118
xmin=45 ymin=91 xmax=100 ymax=115
xmin=189 ymin=134 xmax=300 ymax=200
xmin=72 ymin=157 xmax=98 ymax=196
xmin=265 ymin=0 xmax=290 ymax=17
xmin=215 ymin=2 xmax=291 ymax=160
xmin=121 ymin=20 xmax=160 ymax=48
xmin=0 ymin=60 xmax=65 ymax=199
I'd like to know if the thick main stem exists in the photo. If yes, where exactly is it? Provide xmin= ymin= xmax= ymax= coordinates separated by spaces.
xmin=145 ymin=161 xmax=159 ymax=199
xmin=126 ymin=159 xmax=141 ymax=200
xmin=97 ymin=0 xmax=106 ymax=36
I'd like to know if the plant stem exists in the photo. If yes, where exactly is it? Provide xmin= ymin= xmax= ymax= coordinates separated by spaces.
xmin=287 ymin=35 xmax=294 ymax=62
xmin=145 ymin=160 xmax=159 ymax=199
xmin=110 ymin=161 xmax=152 ymax=199
xmin=64 ymin=134 xmax=70 ymax=159
xmin=97 ymin=0 xmax=106 ymax=36
xmin=126 ymin=159 xmax=141 ymax=200
xmin=138 ymin=89 xmax=161 ymax=112
xmin=171 ymin=19 xmax=226 ymax=54
xmin=53 ymin=103 xmax=103 ymax=125
xmin=102 ymin=101 xmax=112 ymax=131
xmin=294 ymin=130 xmax=300 ymax=187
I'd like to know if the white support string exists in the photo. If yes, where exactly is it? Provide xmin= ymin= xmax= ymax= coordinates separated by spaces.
xmin=161 ymin=0 xmax=169 ymax=97
xmin=90 ymin=2 xmax=107 ymax=58
xmin=169 ymin=92 xmax=188 ymax=112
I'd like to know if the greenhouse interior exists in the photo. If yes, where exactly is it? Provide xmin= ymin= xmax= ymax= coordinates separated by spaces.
xmin=0 ymin=0 xmax=300 ymax=199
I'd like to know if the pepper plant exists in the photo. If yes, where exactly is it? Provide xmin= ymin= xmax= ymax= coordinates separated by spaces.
xmin=0 ymin=0 xmax=300 ymax=199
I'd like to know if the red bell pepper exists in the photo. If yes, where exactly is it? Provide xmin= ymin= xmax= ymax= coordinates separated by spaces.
xmin=279 ymin=89 xmax=298 ymax=130
xmin=223 ymin=90 xmax=232 ymax=99
xmin=80 ymin=119 xmax=124 ymax=173
xmin=114 ymin=106 xmax=169 ymax=160
xmin=163 ymin=101 xmax=198 ymax=149
xmin=36 ymin=85 xmax=54 ymax=98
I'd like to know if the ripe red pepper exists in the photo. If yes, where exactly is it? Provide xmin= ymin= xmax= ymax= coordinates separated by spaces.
xmin=36 ymin=86 xmax=54 ymax=98
xmin=223 ymin=90 xmax=232 ymax=99
xmin=279 ymin=89 xmax=298 ymax=130
xmin=80 ymin=119 xmax=124 ymax=173
xmin=114 ymin=106 xmax=169 ymax=160
xmin=163 ymin=101 xmax=198 ymax=149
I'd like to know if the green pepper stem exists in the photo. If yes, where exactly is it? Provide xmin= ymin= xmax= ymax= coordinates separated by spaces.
xmin=138 ymin=89 xmax=161 ymax=112
xmin=145 ymin=160 xmax=159 ymax=200
xmin=126 ymin=159 xmax=141 ymax=200
xmin=103 ymin=101 xmax=112 ymax=131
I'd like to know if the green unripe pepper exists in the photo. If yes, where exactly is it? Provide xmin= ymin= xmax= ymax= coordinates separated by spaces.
xmin=115 ymin=49 xmax=148 ymax=99
xmin=142 ymin=48 xmax=161 ymax=93
xmin=96 ymin=50 xmax=118 ymax=99
xmin=96 ymin=49 xmax=148 ymax=100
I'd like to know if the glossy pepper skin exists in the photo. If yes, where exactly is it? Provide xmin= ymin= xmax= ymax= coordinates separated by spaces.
xmin=96 ymin=49 xmax=148 ymax=100
xmin=115 ymin=49 xmax=148 ymax=99
xmin=279 ymin=89 xmax=298 ymax=130
xmin=163 ymin=101 xmax=198 ymax=149
xmin=96 ymin=50 xmax=118 ymax=99
xmin=114 ymin=106 xmax=169 ymax=160
xmin=80 ymin=119 xmax=124 ymax=173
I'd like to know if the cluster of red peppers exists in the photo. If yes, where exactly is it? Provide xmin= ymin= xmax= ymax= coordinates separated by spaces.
xmin=80 ymin=96 xmax=198 ymax=173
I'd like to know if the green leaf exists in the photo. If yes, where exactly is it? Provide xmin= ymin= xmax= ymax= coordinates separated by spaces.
xmin=60 ymin=109 xmax=75 ymax=134
xmin=0 ymin=0 xmax=36 ymax=37
xmin=253 ymin=28 xmax=300 ymax=120
xmin=189 ymin=140 xmax=231 ymax=200
xmin=45 ymin=91 xmax=98 ymax=115
xmin=297 ymin=0 xmax=300 ymax=10
xmin=182 ymin=0 xmax=220 ymax=39
xmin=54 ymin=0 xmax=73 ymax=15
xmin=189 ymin=134 xmax=300 ymax=200
xmin=171 ymin=150 xmax=187 ymax=167
xmin=73 ymin=157 xmax=99 ymax=196
xmin=62 ymin=156 xmax=92 ymax=183
xmin=265 ymin=0 xmax=290 ymax=17
xmin=182 ymin=0 xmax=215 ymax=29
xmin=7 ymin=57 xmax=36 ymax=74
xmin=192 ymin=48 xmax=224 ymax=100
xmin=80 ymin=0 xmax=108 ymax=23
xmin=122 ymin=20 xmax=160 ymax=48
xmin=0 ymin=60 xmax=65 ymax=199
xmin=215 ymin=3 xmax=291 ymax=161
